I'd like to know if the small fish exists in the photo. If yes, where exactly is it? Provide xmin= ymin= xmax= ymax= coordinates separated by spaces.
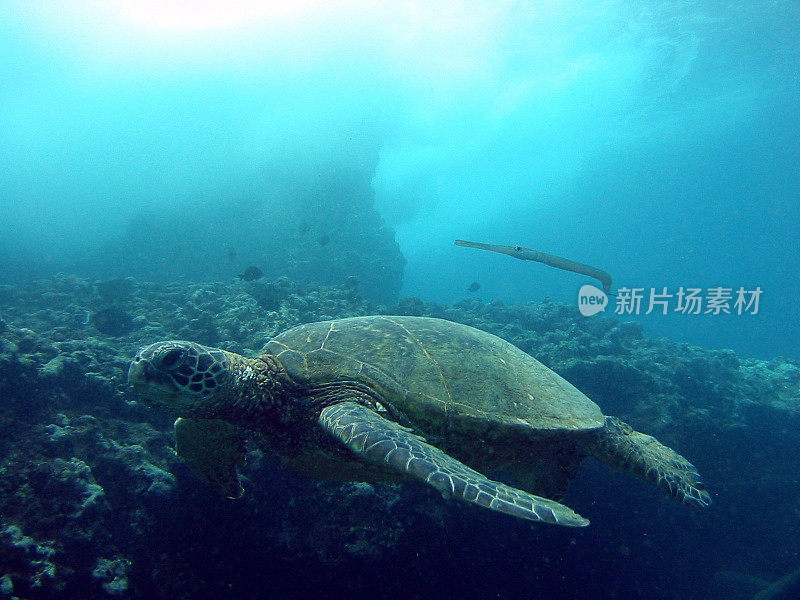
xmin=239 ymin=266 xmax=263 ymax=281
xmin=467 ymin=282 xmax=481 ymax=292
xmin=226 ymin=247 xmax=237 ymax=261
xmin=317 ymin=233 xmax=330 ymax=247
xmin=297 ymin=221 xmax=310 ymax=235
xmin=90 ymin=307 xmax=134 ymax=336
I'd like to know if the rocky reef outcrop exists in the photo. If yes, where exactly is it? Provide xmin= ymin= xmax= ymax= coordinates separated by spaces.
xmin=77 ymin=162 xmax=406 ymax=305
xmin=0 ymin=275 xmax=797 ymax=599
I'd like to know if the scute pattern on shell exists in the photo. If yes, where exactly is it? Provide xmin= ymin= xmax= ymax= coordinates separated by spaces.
xmin=264 ymin=315 xmax=606 ymax=435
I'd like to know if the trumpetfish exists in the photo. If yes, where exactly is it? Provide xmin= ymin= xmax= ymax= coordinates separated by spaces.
xmin=455 ymin=239 xmax=613 ymax=294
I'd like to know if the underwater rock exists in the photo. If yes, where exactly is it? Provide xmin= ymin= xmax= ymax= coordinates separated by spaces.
xmin=395 ymin=296 xmax=426 ymax=316
xmin=608 ymin=321 xmax=643 ymax=345
xmin=42 ymin=414 xmax=110 ymax=458
xmin=95 ymin=278 xmax=136 ymax=302
xmin=44 ymin=413 xmax=77 ymax=447
xmin=92 ymin=557 xmax=131 ymax=596
xmin=247 ymin=279 xmax=291 ymax=311
xmin=39 ymin=354 xmax=83 ymax=385
xmin=0 ymin=524 xmax=58 ymax=593
xmin=51 ymin=457 xmax=107 ymax=518
xmin=270 ymin=479 xmax=406 ymax=564
xmin=1 ymin=274 xmax=800 ymax=597
xmin=559 ymin=356 xmax=657 ymax=417
xmin=112 ymin=443 xmax=177 ymax=498
xmin=1 ymin=524 xmax=56 ymax=560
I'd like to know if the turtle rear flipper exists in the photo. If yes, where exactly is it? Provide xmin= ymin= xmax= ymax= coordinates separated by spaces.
xmin=174 ymin=417 xmax=246 ymax=499
xmin=319 ymin=402 xmax=589 ymax=527
xmin=589 ymin=417 xmax=711 ymax=509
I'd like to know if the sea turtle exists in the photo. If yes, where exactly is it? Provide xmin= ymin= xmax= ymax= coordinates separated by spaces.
xmin=128 ymin=315 xmax=710 ymax=527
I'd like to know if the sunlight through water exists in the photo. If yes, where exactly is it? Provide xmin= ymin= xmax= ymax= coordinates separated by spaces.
xmin=115 ymin=0 xmax=316 ymax=32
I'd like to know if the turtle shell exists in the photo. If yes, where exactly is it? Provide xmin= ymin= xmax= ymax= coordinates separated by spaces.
xmin=263 ymin=316 xmax=604 ymax=437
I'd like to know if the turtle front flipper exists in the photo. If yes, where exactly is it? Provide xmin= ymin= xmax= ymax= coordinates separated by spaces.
xmin=589 ymin=417 xmax=711 ymax=509
xmin=174 ymin=417 xmax=247 ymax=499
xmin=319 ymin=402 xmax=589 ymax=527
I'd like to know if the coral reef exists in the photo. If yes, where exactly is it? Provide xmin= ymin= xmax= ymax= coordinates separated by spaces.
xmin=0 ymin=275 xmax=797 ymax=598
xmin=91 ymin=557 xmax=131 ymax=596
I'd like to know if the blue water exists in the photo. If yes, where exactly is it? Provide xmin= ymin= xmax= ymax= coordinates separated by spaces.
xmin=1 ymin=5 xmax=799 ymax=599
xmin=1 ymin=1 xmax=797 ymax=358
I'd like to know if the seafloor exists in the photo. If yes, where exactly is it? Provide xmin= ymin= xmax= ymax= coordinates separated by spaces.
xmin=0 ymin=275 xmax=798 ymax=599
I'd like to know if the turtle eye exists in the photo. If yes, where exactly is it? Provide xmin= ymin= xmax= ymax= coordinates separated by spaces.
xmin=159 ymin=348 xmax=186 ymax=370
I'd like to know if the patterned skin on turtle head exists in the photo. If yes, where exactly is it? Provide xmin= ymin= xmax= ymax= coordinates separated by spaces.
xmin=128 ymin=341 xmax=230 ymax=412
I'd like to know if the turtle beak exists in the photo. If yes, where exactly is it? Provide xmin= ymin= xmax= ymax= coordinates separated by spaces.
xmin=127 ymin=356 xmax=152 ymax=387
xmin=128 ymin=351 xmax=179 ymax=398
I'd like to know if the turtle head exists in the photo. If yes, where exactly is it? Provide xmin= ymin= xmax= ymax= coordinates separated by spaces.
xmin=128 ymin=341 xmax=232 ymax=416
